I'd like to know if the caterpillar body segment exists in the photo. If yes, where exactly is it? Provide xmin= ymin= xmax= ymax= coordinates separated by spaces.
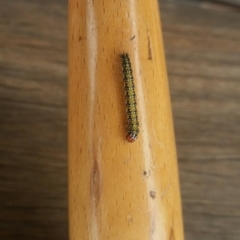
xmin=121 ymin=53 xmax=139 ymax=143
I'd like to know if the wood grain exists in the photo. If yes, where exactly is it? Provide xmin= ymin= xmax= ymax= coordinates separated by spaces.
xmin=68 ymin=0 xmax=184 ymax=239
xmin=1 ymin=0 xmax=240 ymax=239
xmin=0 ymin=0 xmax=68 ymax=239
xmin=161 ymin=1 xmax=240 ymax=239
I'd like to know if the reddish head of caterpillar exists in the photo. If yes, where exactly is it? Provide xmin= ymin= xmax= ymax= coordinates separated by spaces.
xmin=126 ymin=132 xmax=138 ymax=143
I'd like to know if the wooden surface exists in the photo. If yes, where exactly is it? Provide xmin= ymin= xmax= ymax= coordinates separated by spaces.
xmin=68 ymin=0 xmax=183 ymax=239
xmin=1 ymin=0 xmax=240 ymax=239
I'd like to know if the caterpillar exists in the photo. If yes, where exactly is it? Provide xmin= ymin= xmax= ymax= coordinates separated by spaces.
xmin=121 ymin=53 xmax=139 ymax=143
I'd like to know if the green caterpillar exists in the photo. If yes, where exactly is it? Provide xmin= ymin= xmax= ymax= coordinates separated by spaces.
xmin=121 ymin=53 xmax=139 ymax=143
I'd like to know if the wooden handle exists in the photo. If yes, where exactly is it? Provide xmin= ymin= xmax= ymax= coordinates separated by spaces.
xmin=68 ymin=0 xmax=184 ymax=239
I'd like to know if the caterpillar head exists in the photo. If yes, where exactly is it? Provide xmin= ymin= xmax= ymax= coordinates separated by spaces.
xmin=126 ymin=131 xmax=138 ymax=143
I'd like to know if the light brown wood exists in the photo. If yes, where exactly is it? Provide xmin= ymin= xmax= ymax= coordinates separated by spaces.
xmin=68 ymin=0 xmax=184 ymax=239
xmin=2 ymin=0 xmax=240 ymax=239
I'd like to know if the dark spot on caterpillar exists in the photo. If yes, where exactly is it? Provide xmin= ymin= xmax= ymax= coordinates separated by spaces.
xmin=78 ymin=36 xmax=82 ymax=41
xmin=121 ymin=53 xmax=139 ymax=143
